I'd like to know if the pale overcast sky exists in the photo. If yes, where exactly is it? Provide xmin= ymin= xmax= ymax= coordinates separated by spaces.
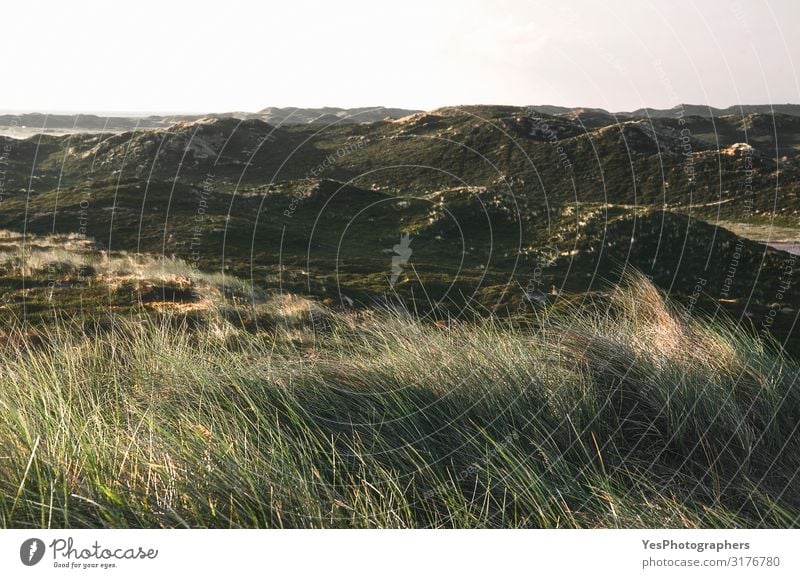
xmin=2 ymin=0 xmax=798 ymax=113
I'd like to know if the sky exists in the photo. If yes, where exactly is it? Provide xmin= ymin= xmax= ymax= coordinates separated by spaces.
xmin=2 ymin=0 xmax=799 ymax=114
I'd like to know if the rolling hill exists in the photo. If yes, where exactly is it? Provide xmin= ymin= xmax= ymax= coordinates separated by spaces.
xmin=0 ymin=104 xmax=798 ymax=351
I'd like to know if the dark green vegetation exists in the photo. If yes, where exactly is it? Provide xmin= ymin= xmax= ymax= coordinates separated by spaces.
xmin=0 ymin=274 xmax=798 ymax=528
xmin=0 ymin=104 xmax=798 ymax=351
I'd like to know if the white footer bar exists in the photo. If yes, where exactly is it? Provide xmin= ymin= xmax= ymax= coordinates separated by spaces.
xmin=1 ymin=529 xmax=797 ymax=577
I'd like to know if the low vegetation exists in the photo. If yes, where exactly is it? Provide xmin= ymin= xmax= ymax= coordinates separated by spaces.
xmin=0 ymin=273 xmax=797 ymax=528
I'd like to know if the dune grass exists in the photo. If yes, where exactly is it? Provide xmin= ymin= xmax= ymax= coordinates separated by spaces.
xmin=0 ymin=274 xmax=798 ymax=528
xmin=0 ymin=229 xmax=259 ymax=298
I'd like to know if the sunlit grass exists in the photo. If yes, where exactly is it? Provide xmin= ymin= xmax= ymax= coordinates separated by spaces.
xmin=0 ymin=274 xmax=797 ymax=528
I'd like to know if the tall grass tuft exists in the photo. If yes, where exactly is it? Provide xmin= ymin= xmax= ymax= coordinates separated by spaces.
xmin=0 ymin=273 xmax=798 ymax=528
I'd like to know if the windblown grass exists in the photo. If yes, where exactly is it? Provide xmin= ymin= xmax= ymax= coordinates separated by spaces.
xmin=0 ymin=274 xmax=798 ymax=528
xmin=0 ymin=230 xmax=260 ymax=312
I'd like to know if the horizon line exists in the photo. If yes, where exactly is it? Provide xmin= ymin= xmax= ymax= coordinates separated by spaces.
xmin=2 ymin=102 xmax=800 ymax=118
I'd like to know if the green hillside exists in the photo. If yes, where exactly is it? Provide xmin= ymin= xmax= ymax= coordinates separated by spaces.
xmin=0 ymin=106 xmax=798 ymax=350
